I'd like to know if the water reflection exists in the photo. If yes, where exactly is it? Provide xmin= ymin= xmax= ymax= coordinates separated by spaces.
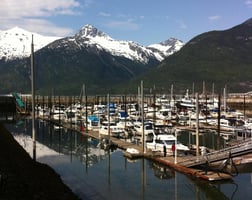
xmin=37 ymin=120 xmax=107 ymax=168
xmin=3 ymin=119 xmax=252 ymax=199
xmin=149 ymin=162 xmax=175 ymax=180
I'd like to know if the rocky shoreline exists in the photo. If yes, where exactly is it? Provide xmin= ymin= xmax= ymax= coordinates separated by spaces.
xmin=0 ymin=123 xmax=80 ymax=200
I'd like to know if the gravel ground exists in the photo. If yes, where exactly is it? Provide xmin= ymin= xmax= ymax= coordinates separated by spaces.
xmin=0 ymin=123 xmax=80 ymax=200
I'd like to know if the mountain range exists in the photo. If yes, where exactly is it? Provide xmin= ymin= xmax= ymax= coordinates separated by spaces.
xmin=0 ymin=25 xmax=183 ymax=94
xmin=1 ymin=18 xmax=252 ymax=95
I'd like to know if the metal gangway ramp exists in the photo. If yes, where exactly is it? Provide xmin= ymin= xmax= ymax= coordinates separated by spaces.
xmin=179 ymin=139 xmax=252 ymax=168
xmin=12 ymin=93 xmax=26 ymax=114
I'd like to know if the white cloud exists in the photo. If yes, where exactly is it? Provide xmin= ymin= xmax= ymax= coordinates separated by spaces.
xmin=245 ymin=0 xmax=252 ymax=6
xmin=22 ymin=19 xmax=74 ymax=36
xmin=208 ymin=15 xmax=221 ymax=21
xmin=0 ymin=0 xmax=80 ymax=36
xmin=0 ymin=0 xmax=80 ymax=18
xmin=0 ymin=18 xmax=74 ymax=37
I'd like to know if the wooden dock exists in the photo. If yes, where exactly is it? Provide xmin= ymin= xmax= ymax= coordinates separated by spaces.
xmin=57 ymin=121 xmax=233 ymax=182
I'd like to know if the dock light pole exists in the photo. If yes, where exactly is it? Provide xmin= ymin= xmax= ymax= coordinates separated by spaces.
xmin=31 ymin=35 xmax=36 ymax=161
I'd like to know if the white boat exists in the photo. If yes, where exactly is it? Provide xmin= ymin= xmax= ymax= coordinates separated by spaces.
xmin=208 ymin=118 xmax=237 ymax=131
xmin=146 ymin=132 xmax=189 ymax=155
xmin=177 ymin=90 xmax=196 ymax=109
xmin=117 ymin=120 xmax=134 ymax=129
xmin=99 ymin=121 xmax=125 ymax=137
xmin=36 ymin=105 xmax=50 ymax=117
xmin=155 ymin=95 xmax=169 ymax=106
xmin=133 ymin=121 xmax=154 ymax=136
xmin=189 ymin=111 xmax=210 ymax=121
xmin=50 ymin=104 xmax=66 ymax=120
xmin=124 ymin=148 xmax=143 ymax=159
xmin=116 ymin=111 xmax=134 ymax=129
xmin=93 ymin=104 xmax=106 ymax=115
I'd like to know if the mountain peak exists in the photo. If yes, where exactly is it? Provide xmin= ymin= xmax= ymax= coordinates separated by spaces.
xmin=160 ymin=38 xmax=183 ymax=46
xmin=76 ymin=24 xmax=109 ymax=39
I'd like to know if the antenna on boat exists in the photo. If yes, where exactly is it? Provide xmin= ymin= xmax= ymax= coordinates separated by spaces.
xmin=31 ymin=34 xmax=36 ymax=160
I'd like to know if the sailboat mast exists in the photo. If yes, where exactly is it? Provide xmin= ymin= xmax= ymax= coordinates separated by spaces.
xmin=31 ymin=34 xmax=36 ymax=160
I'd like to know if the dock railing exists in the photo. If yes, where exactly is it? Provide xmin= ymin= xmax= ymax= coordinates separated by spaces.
xmin=180 ymin=138 xmax=252 ymax=167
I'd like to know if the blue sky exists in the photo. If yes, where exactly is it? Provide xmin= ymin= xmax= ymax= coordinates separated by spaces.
xmin=0 ymin=0 xmax=252 ymax=45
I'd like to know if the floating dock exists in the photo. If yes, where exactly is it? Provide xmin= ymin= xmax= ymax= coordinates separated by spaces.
xmin=58 ymin=122 xmax=234 ymax=181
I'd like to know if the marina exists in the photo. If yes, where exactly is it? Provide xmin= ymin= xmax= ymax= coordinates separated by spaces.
xmin=1 ymin=4 xmax=252 ymax=199
xmin=2 ymin=91 xmax=252 ymax=199
xmin=7 ymin=92 xmax=252 ymax=179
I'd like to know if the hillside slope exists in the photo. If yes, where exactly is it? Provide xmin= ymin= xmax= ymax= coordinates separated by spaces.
xmin=134 ymin=18 xmax=252 ymax=94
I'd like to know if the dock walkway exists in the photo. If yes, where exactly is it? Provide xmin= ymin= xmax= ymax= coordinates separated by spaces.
xmin=180 ymin=138 xmax=252 ymax=167
xmin=60 ymin=122 xmax=234 ymax=181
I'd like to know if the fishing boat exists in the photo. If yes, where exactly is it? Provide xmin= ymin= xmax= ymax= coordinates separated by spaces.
xmin=176 ymin=89 xmax=196 ymax=109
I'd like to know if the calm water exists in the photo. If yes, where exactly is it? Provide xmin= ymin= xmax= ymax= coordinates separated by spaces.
xmin=4 ymin=119 xmax=252 ymax=200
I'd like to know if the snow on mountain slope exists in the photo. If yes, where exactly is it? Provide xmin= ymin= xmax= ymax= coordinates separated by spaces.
xmin=70 ymin=25 xmax=155 ymax=64
xmin=147 ymin=38 xmax=184 ymax=59
xmin=71 ymin=25 xmax=184 ymax=63
xmin=0 ymin=27 xmax=61 ymax=60
xmin=0 ymin=25 xmax=184 ymax=63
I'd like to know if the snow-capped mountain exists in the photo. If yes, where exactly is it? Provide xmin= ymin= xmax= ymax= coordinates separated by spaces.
xmin=147 ymin=38 xmax=184 ymax=60
xmin=0 ymin=27 xmax=61 ymax=60
xmin=66 ymin=24 xmax=184 ymax=63
xmin=0 ymin=25 xmax=183 ymax=63
xmin=73 ymin=25 xmax=154 ymax=63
